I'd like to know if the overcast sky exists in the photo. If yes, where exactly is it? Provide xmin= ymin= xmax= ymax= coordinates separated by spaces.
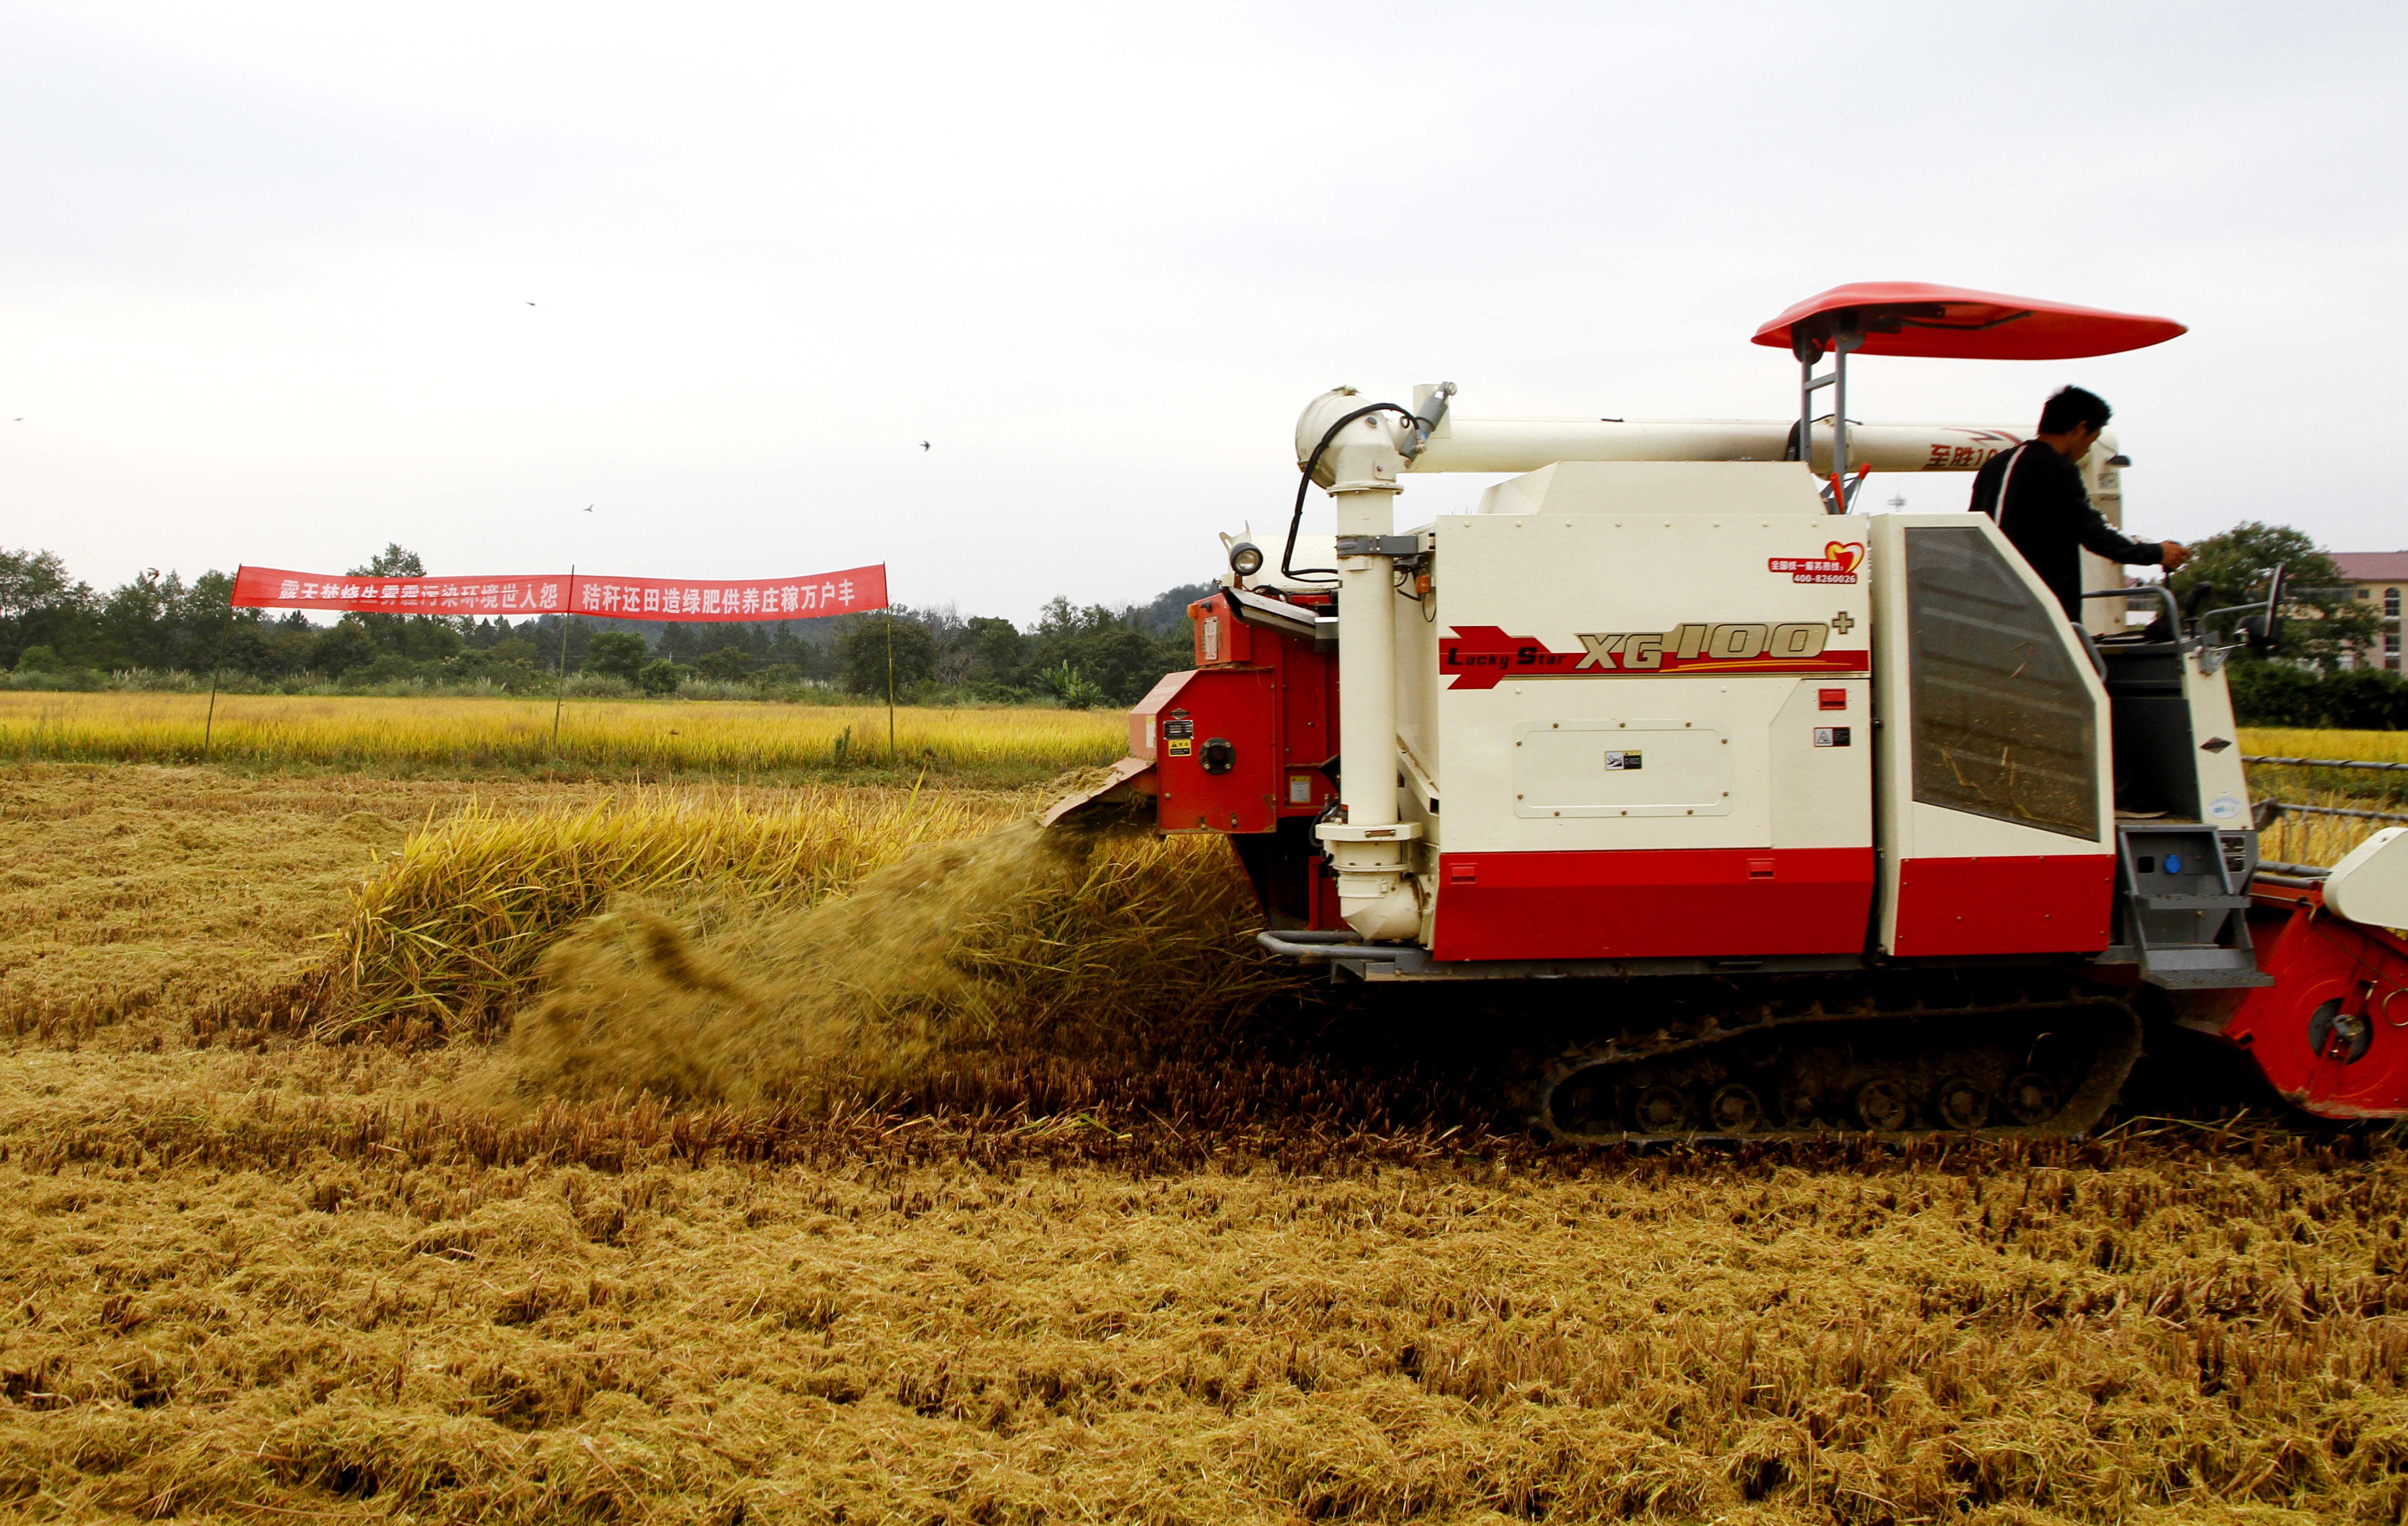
xmin=2 ymin=0 xmax=2401 ymax=624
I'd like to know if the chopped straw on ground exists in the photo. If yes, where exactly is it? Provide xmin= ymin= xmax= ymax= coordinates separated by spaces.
xmin=283 ymin=785 xmax=1017 ymax=1041
xmin=11 ymin=749 xmax=2408 ymax=1523
xmin=273 ymin=780 xmax=1311 ymax=1117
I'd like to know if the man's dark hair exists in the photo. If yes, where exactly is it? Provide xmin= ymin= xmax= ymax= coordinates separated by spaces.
xmin=2038 ymin=385 xmax=2111 ymax=435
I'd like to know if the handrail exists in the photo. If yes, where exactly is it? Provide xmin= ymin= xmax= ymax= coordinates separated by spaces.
xmin=2254 ymin=860 xmax=2330 ymax=879
xmin=2244 ymin=755 xmax=2408 ymax=774
xmin=1255 ymin=930 xmax=1414 ymax=961
xmin=2260 ymin=801 xmax=2408 ymax=824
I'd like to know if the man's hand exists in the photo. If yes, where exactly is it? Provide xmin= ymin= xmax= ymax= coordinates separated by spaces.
xmin=2159 ymin=541 xmax=2190 ymax=572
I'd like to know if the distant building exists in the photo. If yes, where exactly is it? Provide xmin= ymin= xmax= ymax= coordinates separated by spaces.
xmin=2332 ymin=552 xmax=2408 ymax=670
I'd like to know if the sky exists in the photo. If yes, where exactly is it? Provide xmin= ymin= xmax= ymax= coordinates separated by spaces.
xmin=1 ymin=0 xmax=2402 ymax=625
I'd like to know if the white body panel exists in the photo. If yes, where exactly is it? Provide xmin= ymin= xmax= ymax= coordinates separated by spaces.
xmin=1265 ymin=387 xmax=2180 ymax=966
xmin=2325 ymin=829 xmax=2408 ymax=929
xmin=1404 ymin=463 xmax=1872 ymax=871
xmin=1868 ymin=513 xmax=2115 ymax=954
xmin=2185 ymin=648 xmax=2252 ymax=826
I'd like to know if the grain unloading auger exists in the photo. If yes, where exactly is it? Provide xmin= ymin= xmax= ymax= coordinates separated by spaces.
xmin=1049 ymin=282 xmax=2408 ymax=1141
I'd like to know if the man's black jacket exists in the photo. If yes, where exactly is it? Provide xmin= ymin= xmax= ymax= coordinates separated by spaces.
xmin=1967 ymin=441 xmax=2163 ymax=617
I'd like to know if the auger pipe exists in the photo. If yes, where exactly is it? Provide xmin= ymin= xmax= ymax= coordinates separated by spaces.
xmin=1404 ymin=416 xmax=2035 ymax=477
xmin=1295 ymin=389 xmax=1425 ymax=944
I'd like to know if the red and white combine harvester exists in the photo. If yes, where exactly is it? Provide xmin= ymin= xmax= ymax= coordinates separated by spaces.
xmin=1051 ymin=283 xmax=2408 ymax=1140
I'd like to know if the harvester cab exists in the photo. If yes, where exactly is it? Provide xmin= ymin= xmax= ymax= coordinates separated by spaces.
xmin=1052 ymin=283 xmax=2408 ymax=1139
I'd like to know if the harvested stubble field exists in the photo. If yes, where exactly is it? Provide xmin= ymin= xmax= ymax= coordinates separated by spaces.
xmin=4 ymin=756 xmax=2408 ymax=1524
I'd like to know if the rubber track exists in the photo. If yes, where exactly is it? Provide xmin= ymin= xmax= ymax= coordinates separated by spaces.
xmin=1534 ymin=992 xmax=2143 ymax=1146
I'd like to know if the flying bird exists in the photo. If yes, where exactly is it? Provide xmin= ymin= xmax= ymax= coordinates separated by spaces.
xmin=583 ymin=503 xmax=594 ymax=512
xmin=919 ymin=440 xmax=930 ymax=451
xmin=527 ymin=301 xmax=537 ymax=307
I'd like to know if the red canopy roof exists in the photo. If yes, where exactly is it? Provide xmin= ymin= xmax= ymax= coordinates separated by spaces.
xmin=1753 ymin=282 xmax=2186 ymax=360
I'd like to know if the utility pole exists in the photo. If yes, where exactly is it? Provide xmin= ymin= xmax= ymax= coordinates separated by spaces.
xmin=553 ymin=566 xmax=577 ymax=754
xmin=202 ymin=585 xmax=233 ymax=762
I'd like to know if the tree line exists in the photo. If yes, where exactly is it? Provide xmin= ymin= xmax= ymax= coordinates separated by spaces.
xmin=7 ymin=522 xmax=2406 ymax=722
xmin=0 ymin=543 xmax=1210 ymax=708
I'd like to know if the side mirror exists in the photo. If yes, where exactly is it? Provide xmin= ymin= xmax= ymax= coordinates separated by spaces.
xmin=2253 ymin=564 xmax=2288 ymax=653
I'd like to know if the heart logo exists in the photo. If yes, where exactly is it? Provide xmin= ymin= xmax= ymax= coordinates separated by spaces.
xmin=1825 ymin=541 xmax=1865 ymax=573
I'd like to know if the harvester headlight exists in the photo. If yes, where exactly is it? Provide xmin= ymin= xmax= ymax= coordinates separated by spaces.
xmin=1228 ymin=540 xmax=1265 ymax=577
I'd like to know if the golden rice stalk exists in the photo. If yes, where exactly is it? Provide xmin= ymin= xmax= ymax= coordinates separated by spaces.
xmin=0 ymin=692 xmax=1122 ymax=778
xmin=2241 ymin=732 xmax=2408 ymax=868
xmin=2247 ymin=784 xmax=2408 ymax=869
xmin=2241 ymin=726 xmax=2408 ymax=766
xmin=301 ymin=787 xmax=1011 ymax=1040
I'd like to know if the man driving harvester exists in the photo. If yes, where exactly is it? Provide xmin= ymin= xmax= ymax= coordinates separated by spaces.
xmin=1969 ymin=385 xmax=2188 ymax=616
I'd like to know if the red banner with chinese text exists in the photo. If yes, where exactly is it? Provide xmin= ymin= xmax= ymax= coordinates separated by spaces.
xmin=230 ymin=564 xmax=888 ymax=621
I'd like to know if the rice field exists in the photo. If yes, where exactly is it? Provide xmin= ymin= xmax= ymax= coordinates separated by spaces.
xmin=2245 ymin=729 xmax=2408 ymax=767
xmin=8 ymin=741 xmax=2408 ymax=1523
xmin=2238 ymin=728 xmax=2408 ymax=869
xmin=0 ymin=692 xmax=1124 ymax=782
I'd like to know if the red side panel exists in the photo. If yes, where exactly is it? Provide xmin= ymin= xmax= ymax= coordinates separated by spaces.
xmin=1133 ymin=667 xmax=1281 ymax=835
xmin=1430 ymin=847 xmax=1873 ymax=962
xmin=2222 ymin=886 xmax=2408 ymax=1121
xmin=1889 ymin=855 xmax=2114 ymax=956
xmin=1190 ymin=595 xmax=1253 ymax=667
xmin=1275 ymin=629 xmax=1336 ymax=818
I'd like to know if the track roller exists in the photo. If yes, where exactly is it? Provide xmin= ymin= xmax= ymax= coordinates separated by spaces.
xmin=1536 ymin=996 xmax=2140 ymax=1144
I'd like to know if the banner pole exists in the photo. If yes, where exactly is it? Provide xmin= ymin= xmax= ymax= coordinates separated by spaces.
xmin=885 ymin=604 xmax=896 ymax=763
xmin=553 ymin=565 xmax=577 ymax=756
xmin=202 ymin=583 xmax=233 ymax=763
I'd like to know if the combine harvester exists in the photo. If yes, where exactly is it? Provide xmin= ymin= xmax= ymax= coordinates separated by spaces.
xmin=1051 ymin=283 xmax=2408 ymax=1141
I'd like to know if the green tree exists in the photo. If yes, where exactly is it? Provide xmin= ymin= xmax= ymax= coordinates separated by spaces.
xmin=637 ymin=658 xmax=685 ymax=695
xmin=1040 ymin=661 xmax=1109 ymax=709
xmin=585 ymin=631 xmax=650 ymax=681
xmin=694 ymin=646 xmax=755 ymax=682
xmin=92 ymin=569 xmax=175 ymax=669
xmin=347 ymin=545 xmax=463 ymax=660
xmin=839 ymin=612 xmax=937 ymax=696
xmin=1026 ymin=598 xmax=1188 ymax=704
xmin=0 ymin=549 xmax=97 ymax=669
xmin=2167 ymin=521 xmax=2377 ymax=671
xmin=310 ymin=620 xmax=378 ymax=675
xmin=960 ymin=615 xmax=1028 ymax=688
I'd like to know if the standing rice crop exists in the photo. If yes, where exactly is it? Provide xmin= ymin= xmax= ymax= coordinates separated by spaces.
xmin=0 ymin=692 xmax=1121 ymax=780
xmin=2242 ymin=729 xmax=2408 ymax=867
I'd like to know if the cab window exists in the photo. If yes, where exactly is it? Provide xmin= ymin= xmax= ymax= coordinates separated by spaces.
xmin=1905 ymin=526 xmax=2100 ymax=839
